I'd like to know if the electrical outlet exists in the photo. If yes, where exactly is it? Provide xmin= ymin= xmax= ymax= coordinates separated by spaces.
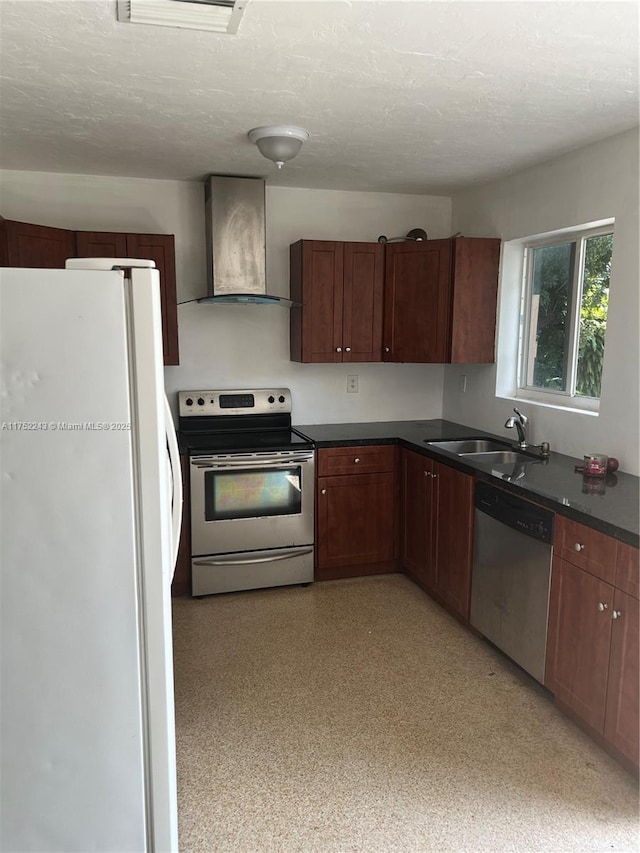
xmin=459 ymin=374 xmax=467 ymax=393
xmin=347 ymin=374 xmax=359 ymax=393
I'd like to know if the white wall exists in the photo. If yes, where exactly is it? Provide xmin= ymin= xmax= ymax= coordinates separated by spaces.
xmin=443 ymin=128 xmax=640 ymax=474
xmin=0 ymin=170 xmax=452 ymax=424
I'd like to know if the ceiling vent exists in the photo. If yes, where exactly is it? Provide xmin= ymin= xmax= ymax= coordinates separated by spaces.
xmin=117 ymin=0 xmax=248 ymax=34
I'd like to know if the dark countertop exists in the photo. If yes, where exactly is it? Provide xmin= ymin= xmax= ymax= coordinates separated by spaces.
xmin=294 ymin=419 xmax=639 ymax=547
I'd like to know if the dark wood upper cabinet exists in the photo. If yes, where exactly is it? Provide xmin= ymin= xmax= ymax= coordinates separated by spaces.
xmin=449 ymin=237 xmax=501 ymax=364
xmin=383 ymin=240 xmax=452 ymax=363
xmin=75 ymin=230 xmax=179 ymax=366
xmin=291 ymin=236 xmax=500 ymax=365
xmin=1 ymin=219 xmax=76 ymax=268
xmin=290 ymin=239 xmax=384 ymax=363
xmin=383 ymin=237 xmax=501 ymax=364
xmin=125 ymin=233 xmax=179 ymax=366
xmin=75 ymin=231 xmax=128 ymax=258
xmin=3 ymin=220 xmax=180 ymax=366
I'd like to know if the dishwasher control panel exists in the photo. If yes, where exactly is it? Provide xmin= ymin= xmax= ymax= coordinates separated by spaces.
xmin=474 ymin=481 xmax=553 ymax=544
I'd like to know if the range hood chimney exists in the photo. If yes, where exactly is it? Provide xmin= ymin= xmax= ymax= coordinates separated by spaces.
xmin=199 ymin=175 xmax=293 ymax=307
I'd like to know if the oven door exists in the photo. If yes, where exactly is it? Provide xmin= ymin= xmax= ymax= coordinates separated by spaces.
xmin=189 ymin=450 xmax=315 ymax=556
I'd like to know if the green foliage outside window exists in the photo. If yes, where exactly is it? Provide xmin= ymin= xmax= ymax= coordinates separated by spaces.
xmin=528 ymin=233 xmax=611 ymax=398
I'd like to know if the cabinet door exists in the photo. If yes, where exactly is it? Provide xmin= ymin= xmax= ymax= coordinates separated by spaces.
xmin=604 ymin=589 xmax=639 ymax=765
xmin=342 ymin=242 xmax=384 ymax=362
xmin=126 ymin=233 xmax=179 ymax=366
xmin=545 ymin=556 xmax=613 ymax=731
xmin=401 ymin=450 xmax=435 ymax=583
xmin=290 ymin=240 xmax=343 ymax=363
xmin=432 ymin=462 xmax=474 ymax=619
xmin=317 ymin=472 xmax=394 ymax=573
xmin=76 ymin=231 xmax=128 ymax=258
xmin=1 ymin=219 xmax=76 ymax=268
xmin=382 ymin=240 xmax=451 ymax=363
xmin=449 ymin=237 xmax=501 ymax=364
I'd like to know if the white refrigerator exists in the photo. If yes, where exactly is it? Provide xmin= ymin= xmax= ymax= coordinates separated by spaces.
xmin=0 ymin=259 xmax=182 ymax=852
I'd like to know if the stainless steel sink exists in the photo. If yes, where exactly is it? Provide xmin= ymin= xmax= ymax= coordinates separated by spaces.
xmin=426 ymin=439 xmax=540 ymax=465
xmin=426 ymin=438 xmax=512 ymax=454
xmin=467 ymin=451 xmax=529 ymax=465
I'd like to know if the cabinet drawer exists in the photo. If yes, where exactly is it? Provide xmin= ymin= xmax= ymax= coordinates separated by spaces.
xmin=317 ymin=445 xmax=395 ymax=476
xmin=616 ymin=542 xmax=640 ymax=600
xmin=554 ymin=516 xmax=617 ymax=584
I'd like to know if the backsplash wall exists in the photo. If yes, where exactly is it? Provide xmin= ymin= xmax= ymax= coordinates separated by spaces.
xmin=1 ymin=170 xmax=452 ymax=424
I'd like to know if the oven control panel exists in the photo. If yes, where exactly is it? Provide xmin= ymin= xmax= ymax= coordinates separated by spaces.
xmin=179 ymin=388 xmax=291 ymax=417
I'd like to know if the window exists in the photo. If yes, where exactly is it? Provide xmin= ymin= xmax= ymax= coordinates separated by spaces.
xmin=519 ymin=225 xmax=613 ymax=409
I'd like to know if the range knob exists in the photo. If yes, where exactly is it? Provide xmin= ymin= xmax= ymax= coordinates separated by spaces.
xmin=268 ymin=395 xmax=275 ymax=404
xmin=278 ymin=395 xmax=285 ymax=403
xmin=197 ymin=397 xmax=205 ymax=406
xmin=185 ymin=397 xmax=193 ymax=406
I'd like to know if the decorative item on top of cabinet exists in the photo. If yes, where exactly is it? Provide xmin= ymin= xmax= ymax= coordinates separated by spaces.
xmin=546 ymin=527 xmax=639 ymax=770
xmin=316 ymin=445 xmax=398 ymax=580
xmin=75 ymin=231 xmax=179 ymax=365
xmin=400 ymin=449 xmax=474 ymax=621
xmin=290 ymin=240 xmax=384 ymax=363
xmin=0 ymin=218 xmax=77 ymax=268
xmin=383 ymin=237 xmax=501 ymax=364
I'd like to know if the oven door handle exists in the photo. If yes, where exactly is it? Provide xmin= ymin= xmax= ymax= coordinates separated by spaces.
xmin=193 ymin=547 xmax=313 ymax=567
xmin=191 ymin=454 xmax=314 ymax=469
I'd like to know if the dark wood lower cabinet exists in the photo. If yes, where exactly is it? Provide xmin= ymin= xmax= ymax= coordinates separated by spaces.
xmin=316 ymin=470 xmax=396 ymax=580
xmin=401 ymin=450 xmax=435 ymax=584
xmin=545 ymin=557 xmax=614 ymax=731
xmin=432 ymin=462 xmax=474 ymax=620
xmin=400 ymin=450 xmax=474 ymax=622
xmin=546 ymin=555 xmax=640 ymax=769
xmin=604 ymin=588 xmax=640 ymax=765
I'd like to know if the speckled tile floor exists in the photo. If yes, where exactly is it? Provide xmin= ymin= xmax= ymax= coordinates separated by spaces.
xmin=172 ymin=574 xmax=639 ymax=852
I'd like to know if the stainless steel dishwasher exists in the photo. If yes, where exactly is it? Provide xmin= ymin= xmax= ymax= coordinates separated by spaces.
xmin=470 ymin=481 xmax=554 ymax=684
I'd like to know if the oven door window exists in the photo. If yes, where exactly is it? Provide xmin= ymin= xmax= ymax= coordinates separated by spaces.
xmin=204 ymin=467 xmax=302 ymax=521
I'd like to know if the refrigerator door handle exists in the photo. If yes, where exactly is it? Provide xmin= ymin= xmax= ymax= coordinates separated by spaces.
xmin=164 ymin=395 xmax=183 ymax=574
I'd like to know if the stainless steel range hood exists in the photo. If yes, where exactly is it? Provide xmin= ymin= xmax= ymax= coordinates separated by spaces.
xmin=199 ymin=175 xmax=294 ymax=307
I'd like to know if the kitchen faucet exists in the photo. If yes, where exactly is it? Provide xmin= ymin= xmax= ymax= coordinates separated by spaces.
xmin=505 ymin=407 xmax=529 ymax=448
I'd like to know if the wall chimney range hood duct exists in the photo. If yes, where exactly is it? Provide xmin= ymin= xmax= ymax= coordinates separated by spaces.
xmin=199 ymin=175 xmax=294 ymax=307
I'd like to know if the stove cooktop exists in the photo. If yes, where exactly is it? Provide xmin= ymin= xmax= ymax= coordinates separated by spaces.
xmin=176 ymin=387 xmax=314 ymax=455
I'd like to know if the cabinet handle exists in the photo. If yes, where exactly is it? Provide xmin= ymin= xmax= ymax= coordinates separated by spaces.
xmin=432 ymin=473 xmax=438 ymax=479
xmin=384 ymin=347 xmax=390 ymax=353
xmin=321 ymin=489 xmax=327 ymax=495
xmin=424 ymin=470 xmax=431 ymax=477
xmin=612 ymin=610 xmax=623 ymax=619
xmin=574 ymin=542 xmax=585 ymax=552
xmin=336 ymin=347 xmax=342 ymax=353
xmin=354 ymin=458 xmax=360 ymax=463
xmin=597 ymin=602 xmax=608 ymax=611
xmin=345 ymin=347 xmax=351 ymax=352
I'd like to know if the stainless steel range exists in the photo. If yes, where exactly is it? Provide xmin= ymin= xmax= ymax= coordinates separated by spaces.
xmin=178 ymin=389 xmax=315 ymax=596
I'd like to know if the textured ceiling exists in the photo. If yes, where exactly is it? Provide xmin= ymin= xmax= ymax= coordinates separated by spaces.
xmin=0 ymin=0 xmax=638 ymax=193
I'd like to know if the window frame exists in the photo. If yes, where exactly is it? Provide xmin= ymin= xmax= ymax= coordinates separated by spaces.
xmin=517 ymin=222 xmax=614 ymax=413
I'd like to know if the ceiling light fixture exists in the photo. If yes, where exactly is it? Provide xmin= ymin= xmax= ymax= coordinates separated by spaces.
xmin=248 ymin=125 xmax=309 ymax=169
